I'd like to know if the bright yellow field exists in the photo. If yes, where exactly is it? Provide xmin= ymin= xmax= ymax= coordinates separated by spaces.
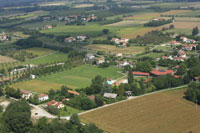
xmin=80 ymin=89 xmax=200 ymax=133
xmin=84 ymin=44 xmax=145 ymax=55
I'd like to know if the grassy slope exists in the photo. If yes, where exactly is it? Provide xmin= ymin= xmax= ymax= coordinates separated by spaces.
xmin=80 ymin=89 xmax=200 ymax=133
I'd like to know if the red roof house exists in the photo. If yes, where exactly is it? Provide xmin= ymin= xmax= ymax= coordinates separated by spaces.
xmin=68 ymin=90 xmax=80 ymax=96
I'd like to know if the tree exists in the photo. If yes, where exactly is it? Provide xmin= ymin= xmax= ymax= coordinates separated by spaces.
xmin=128 ymin=69 xmax=134 ymax=84
xmin=176 ymin=63 xmax=187 ymax=76
xmin=95 ymin=94 xmax=104 ymax=106
xmin=192 ymin=26 xmax=199 ymax=36
xmin=29 ymin=94 xmax=39 ymax=105
xmin=102 ymin=29 xmax=109 ymax=34
xmin=48 ymin=89 xmax=56 ymax=100
xmin=3 ymin=101 xmax=32 ymax=133
xmin=169 ymin=24 xmax=174 ymax=29
xmin=0 ymin=87 xmax=4 ymax=96
xmin=69 ymin=114 xmax=80 ymax=125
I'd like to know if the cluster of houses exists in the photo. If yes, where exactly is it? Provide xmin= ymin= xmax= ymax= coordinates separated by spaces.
xmin=111 ymin=38 xmax=129 ymax=47
xmin=21 ymin=89 xmax=49 ymax=102
xmin=85 ymin=53 xmax=106 ymax=65
xmin=64 ymin=35 xmax=87 ymax=43
xmin=0 ymin=32 xmax=7 ymax=41
xmin=42 ymin=14 xmax=97 ymax=23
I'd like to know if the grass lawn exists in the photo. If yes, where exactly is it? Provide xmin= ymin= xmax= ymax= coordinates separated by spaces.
xmin=80 ymin=89 xmax=200 ymax=133
xmin=59 ymin=106 xmax=82 ymax=117
xmin=137 ymin=52 xmax=165 ymax=58
xmin=26 ymin=52 xmax=68 ymax=65
xmin=11 ymin=65 xmax=123 ymax=93
xmin=23 ymin=47 xmax=55 ymax=56
xmin=39 ymin=65 xmax=123 ymax=89
xmin=11 ymin=80 xmax=62 ymax=93
xmin=84 ymin=44 xmax=145 ymax=55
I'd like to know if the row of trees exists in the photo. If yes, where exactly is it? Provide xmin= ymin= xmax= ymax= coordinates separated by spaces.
xmin=185 ymin=82 xmax=200 ymax=105
xmin=144 ymin=19 xmax=173 ymax=27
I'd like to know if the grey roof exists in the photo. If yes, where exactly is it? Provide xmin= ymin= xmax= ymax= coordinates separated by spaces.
xmin=103 ymin=93 xmax=117 ymax=99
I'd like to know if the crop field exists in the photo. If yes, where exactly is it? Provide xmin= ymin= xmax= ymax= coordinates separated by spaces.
xmin=176 ymin=10 xmax=200 ymax=17
xmin=84 ymin=44 xmax=145 ymax=55
xmin=74 ymin=4 xmax=94 ymax=8
xmin=80 ymin=89 xmax=200 ymax=133
xmin=0 ymin=55 xmax=16 ymax=63
xmin=40 ymin=24 xmax=119 ymax=36
xmin=106 ymin=20 xmax=147 ymax=27
xmin=137 ymin=52 xmax=165 ymax=58
xmin=160 ymin=10 xmax=192 ymax=16
xmin=26 ymin=52 xmax=68 ymax=65
xmin=172 ymin=21 xmax=200 ymax=29
xmin=12 ymin=65 xmax=123 ymax=92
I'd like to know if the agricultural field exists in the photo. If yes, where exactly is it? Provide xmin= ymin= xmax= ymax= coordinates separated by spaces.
xmin=74 ymin=4 xmax=94 ymax=8
xmin=40 ymin=23 xmax=119 ymax=36
xmin=137 ymin=52 xmax=165 ymax=58
xmin=26 ymin=52 xmax=67 ymax=65
xmin=80 ymin=89 xmax=200 ymax=133
xmin=0 ymin=55 xmax=16 ymax=63
xmin=12 ymin=65 xmax=123 ymax=92
xmin=84 ymin=44 xmax=145 ymax=55
xmin=23 ymin=47 xmax=55 ymax=57
xmin=106 ymin=20 xmax=147 ymax=27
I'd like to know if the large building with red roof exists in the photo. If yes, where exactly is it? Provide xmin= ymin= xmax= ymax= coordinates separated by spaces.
xmin=133 ymin=71 xmax=150 ymax=76
xmin=150 ymin=69 xmax=174 ymax=76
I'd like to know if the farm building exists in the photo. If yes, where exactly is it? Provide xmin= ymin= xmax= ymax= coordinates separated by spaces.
xmin=103 ymin=93 xmax=117 ymax=99
xmin=47 ymin=100 xmax=64 ymax=109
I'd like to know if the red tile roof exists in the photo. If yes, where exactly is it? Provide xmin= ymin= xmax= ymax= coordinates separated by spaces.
xmin=133 ymin=71 xmax=150 ymax=76
xmin=48 ymin=100 xmax=57 ymax=106
xmin=68 ymin=90 xmax=80 ymax=95
xmin=150 ymin=70 xmax=174 ymax=76
xmin=39 ymin=94 xmax=48 ymax=98
xmin=144 ymin=78 xmax=152 ymax=83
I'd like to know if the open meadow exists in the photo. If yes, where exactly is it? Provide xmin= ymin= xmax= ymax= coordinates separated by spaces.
xmin=80 ymin=89 xmax=200 ymax=133
xmin=11 ymin=65 xmax=123 ymax=93
xmin=0 ymin=55 xmax=16 ymax=63
xmin=84 ymin=44 xmax=145 ymax=55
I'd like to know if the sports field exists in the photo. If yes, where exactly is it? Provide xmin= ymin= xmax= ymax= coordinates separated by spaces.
xmin=12 ymin=65 xmax=123 ymax=93
xmin=84 ymin=44 xmax=145 ymax=55
xmin=80 ymin=89 xmax=200 ymax=133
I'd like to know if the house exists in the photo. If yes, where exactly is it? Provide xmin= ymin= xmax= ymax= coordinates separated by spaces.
xmin=180 ymin=36 xmax=188 ymax=42
xmin=194 ymin=76 xmax=200 ymax=82
xmin=125 ymin=91 xmax=132 ymax=97
xmin=181 ymin=44 xmax=197 ymax=51
xmin=180 ymin=37 xmax=196 ymax=43
xmin=178 ymin=50 xmax=186 ymax=58
xmin=21 ymin=90 xmax=32 ymax=100
xmin=10 ymin=68 xmax=27 ymax=75
xmin=132 ymin=71 xmax=150 ymax=77
xmin=67 ymin=90 xmax=80 ymax=96
xmin=116 ymin=53 xmax=123 ymax=57
xmin=96 ymin=57 xmax=105 ymax=65
xmin=38 ymin=94 xmax=49 ymax=102
xmin=85 ymin=53 xmax=95 ymax=61
xmin=77 ymin=35 xmax=87 ymax=41
xmin=30 ymin=74 xmax=36 ymax=79
xmin=48 ymin=100 xmax=64 ymax=109
xmin=0 ymin=32 xmax=7 ymax=41
xmin=144 ymin=78 xmax=152 ymax=83
xmin=43 ymin=25 xmax=52 ymax=29
xmin=111 ymin=38 xmax=129 ymax=47
xmin=103 ymin=93 xmax=117 ymax=99
xmin=150 ymin=69 xmax=174 ymax=76
xmin=64 ymin=37 xmax=76 ymax=43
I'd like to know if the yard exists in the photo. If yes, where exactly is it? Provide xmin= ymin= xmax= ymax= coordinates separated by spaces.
xmin=80 ymin=89 xmax=200 ymax=133
xmin=11 ymin=65 xmax=123 ymax=93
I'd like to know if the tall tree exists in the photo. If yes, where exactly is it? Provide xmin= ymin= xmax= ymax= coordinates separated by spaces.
xmin=192 ymin=26 xmax=199 ymax=36
xmin=128 ymin=69 xmax=134 ymax=84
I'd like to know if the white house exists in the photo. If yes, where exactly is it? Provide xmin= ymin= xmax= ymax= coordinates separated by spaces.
xmin=0 ymin=32 xmax=7 ymax=41
xmin=96 ymin=57 xmax=105 ymax=65
xmin=38 ymin=94 xmax=49 ymax=102
xmin=21 ymin=90 xmax=32 ymax=100
xmin=85 ymin=53 xmax=95 ymax=61
xmin=30 ymin=74 xmax=36 ymax=79
xmin=103 ymin=93 xmax=117 ymax=99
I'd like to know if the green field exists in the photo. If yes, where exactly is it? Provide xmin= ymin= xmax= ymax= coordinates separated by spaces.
xmin=23 ymin=47 xmax=55 ymax=56
xmin=12 ymin=65 xmax=123 ymax=93
xmin=26 ymin=52 xmax=68 ymax=65
xmin=137 ymin=52 xmax=165 ymax=58
xmin=59 ymin=106 xmax=82 ymax=116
